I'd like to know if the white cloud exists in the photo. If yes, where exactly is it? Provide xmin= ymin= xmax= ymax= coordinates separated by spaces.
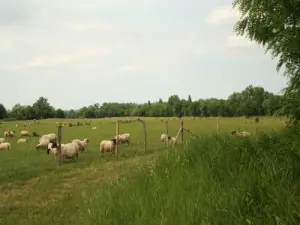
xmin=0 ymin=39 xmax=13 ymax=51
xmin=67 ymin=19 xmax=121 ymax=33
xmin=227 ymin=35 xmax=255 ymax=48
xmin=204 ymin=5 xmax=257 ymax=51
xmin=118 ymin=64 xmax=142 ymax=73
xmin=205 ymin=5 xmax=240 ymax=25
xmin=7 ymin=48 xmax=111 ymax=71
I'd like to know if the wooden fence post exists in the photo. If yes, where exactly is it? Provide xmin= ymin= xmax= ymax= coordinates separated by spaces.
xmin=116 ymin=120 xmax=120 ymax=156
xmin=56 ymin=124 xmax=62 ymax=164
xmin=181 ymin=120 xmax=184 ymax=148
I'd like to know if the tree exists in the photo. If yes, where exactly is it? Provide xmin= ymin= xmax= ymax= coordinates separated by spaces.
xmin=233 ymin=0 xmax=300 ymax=124
xmin=188 ymin=95 xmax=192 ymax=103
xmin=239 ymin=85 xmax=266 ymax=116
xmin=167 ymin=95 xmax=182 ymax=116
xmin=55 ymin=109 xmax=65 ymax=118
xmin=206 ymin=99 xmax=220 ymax=117
xmin=167 ymin=95 xmax=180 ymax=106
xmin=32 ymin=97 xmax=55 ymax=119
xmin=228 ymin=92 xmax=242 ymax=116
xmin=66 ymin=109 xmax=78 ymax=118
xmin=9 ymin=104 xmax=27 ymax=120
xmin=24 ymin=106 xmax=36 ymax=120
xmin=188 ymin=102 xmax=199 ymax=116
xmin=262 ymin=93 xmax=282 ymax=115
xmin=0 ymin=104 xmax=7 ymax=119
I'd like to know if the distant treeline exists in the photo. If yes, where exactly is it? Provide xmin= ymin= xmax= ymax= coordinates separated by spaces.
xmin=0 ymin=85 xmax=283 ymax=120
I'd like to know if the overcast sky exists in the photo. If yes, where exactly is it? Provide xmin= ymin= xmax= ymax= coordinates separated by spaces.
xmin=0 ymin=0 xmax=288 ymax=110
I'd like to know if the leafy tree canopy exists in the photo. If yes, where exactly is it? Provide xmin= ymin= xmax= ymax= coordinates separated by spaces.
xmin=233 ymin=0 xmax=300 ymax=125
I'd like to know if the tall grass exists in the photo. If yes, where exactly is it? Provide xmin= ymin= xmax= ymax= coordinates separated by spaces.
xmin=71 ymin=129 xmax=300 ymax=225
xmin=5 ymin=128 xmax=299 ymax=225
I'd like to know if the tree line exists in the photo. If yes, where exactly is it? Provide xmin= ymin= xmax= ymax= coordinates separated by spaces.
xmin=0 ymin=85 xmax=283 ymax=120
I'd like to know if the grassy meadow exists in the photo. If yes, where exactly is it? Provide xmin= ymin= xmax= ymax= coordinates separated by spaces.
xmin=1 ymin=116 xmax=296 ymax=224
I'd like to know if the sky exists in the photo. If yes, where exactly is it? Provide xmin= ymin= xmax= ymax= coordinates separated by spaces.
xmin=0 ymin=0 xmax=288 ymax=110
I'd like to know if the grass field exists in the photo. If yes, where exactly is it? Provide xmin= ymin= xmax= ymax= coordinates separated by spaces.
xmin=0 ymin=116 xmax=292 ymax=224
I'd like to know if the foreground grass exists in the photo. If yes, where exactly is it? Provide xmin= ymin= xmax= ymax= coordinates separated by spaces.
xmin=1 ymin=127 xmax=299 ymax=224
xmin=0 ymin=150 xmax=164 ymax=224
xmin=0 ymin=117 xmax=290 ymax=224
xmin=76 ymin=130 xmax=300 ymax=224
xmin=99 ymin=129 xmax=299 ymax=225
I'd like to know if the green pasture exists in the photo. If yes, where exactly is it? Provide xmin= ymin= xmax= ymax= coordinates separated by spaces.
xmin=0 ymin=117 xmax=286 ymax=224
